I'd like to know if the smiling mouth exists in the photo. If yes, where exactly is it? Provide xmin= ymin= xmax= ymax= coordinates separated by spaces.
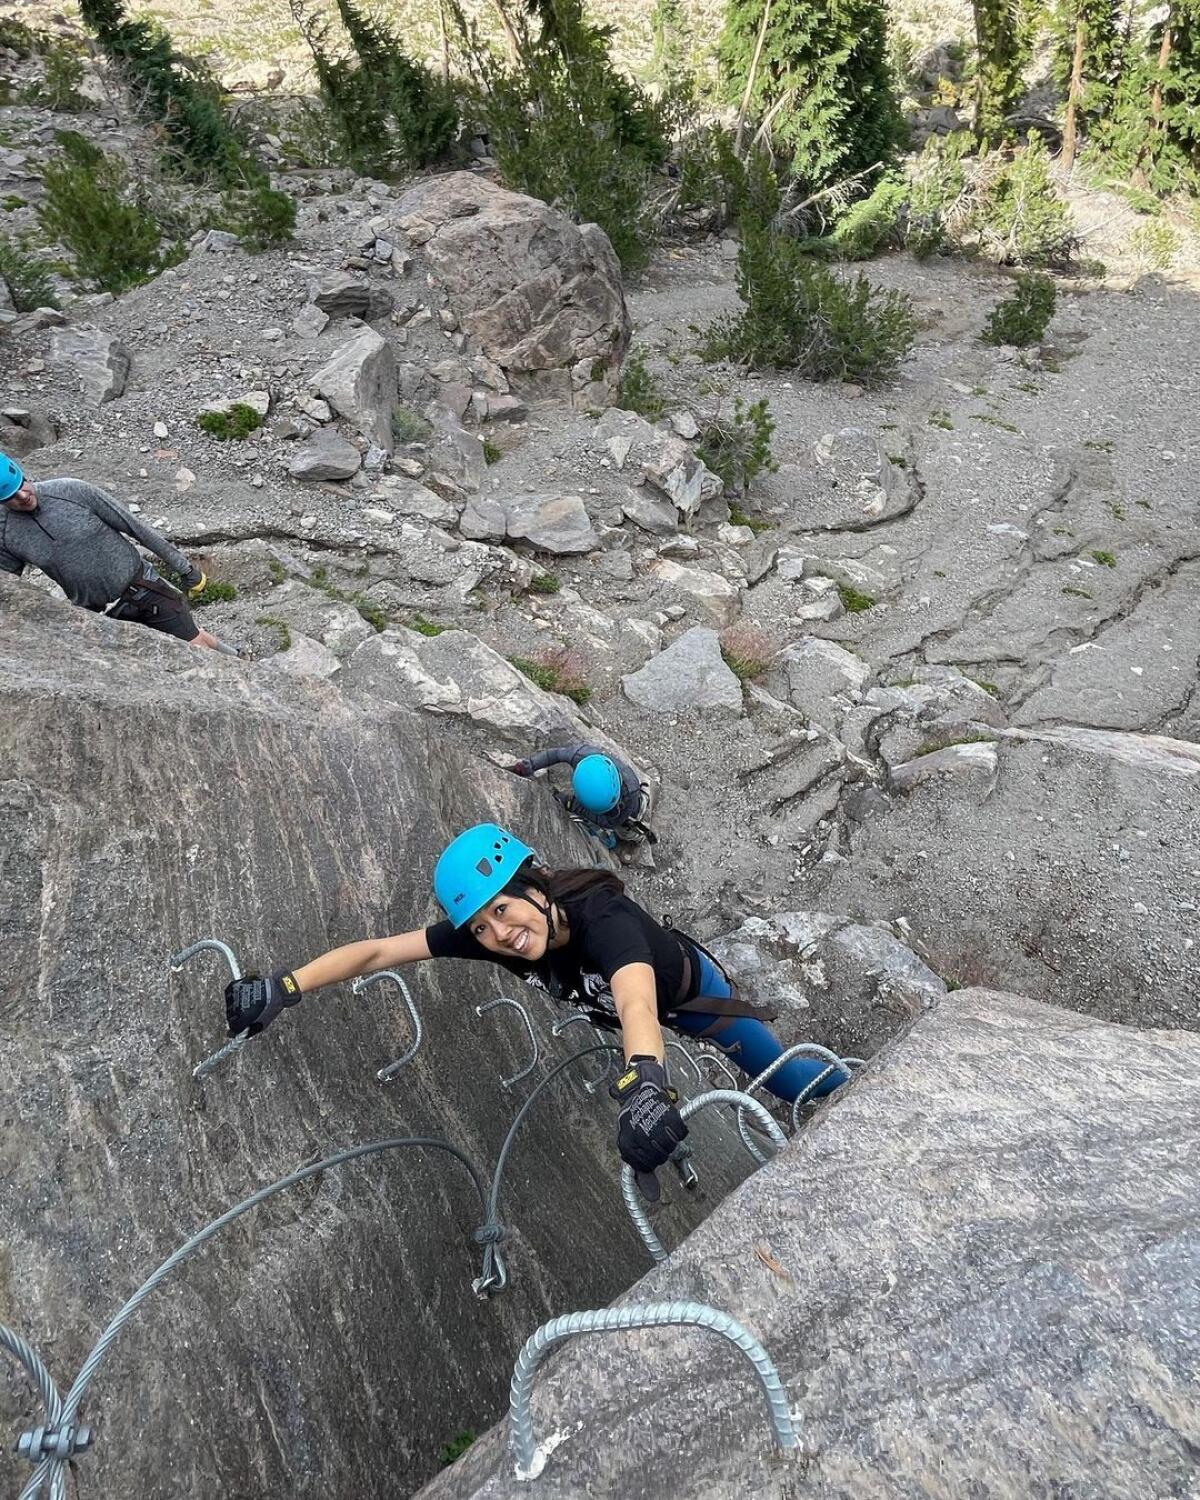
xmin=511 ymin=930 xmax=530 ymax=954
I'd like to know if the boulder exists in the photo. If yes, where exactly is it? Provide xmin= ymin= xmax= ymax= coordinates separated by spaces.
xmin=0 ymin=405 xmax=58 ymax=457
xmin=258 ymin=631 xmax=343 ymax=679
xmin=311 ymin=327 xmax=397 ymax=452
xmin=49 ymin=325 xmax=130 ymax=405
xmin=251 ymin=580 xmax=375 ymax=658
xmin=890 ymin=739 xmax=999 ymax=791
xmin=708 ymin=909 xmax=946 ymax=1058
xmin=648 ymin=560 xmax=740 ymax=628
xmin=774 ymin=426 xmax=920 ymax=530
xmin=394 ymin=172 xmax=630 ymax=408
xmin=420 ymin=989 xmax=1200 ymax=1500
xmin=459 ymin=492 xmax=597 ymax=554
xmin=343 ymin=627 xmax=590 ymax=744
xmin=621 ymin=627 xmax=743 ymax=715
xmin=765 ymin=638 xmax=871 ymax=723
xmin=620 ymin=488 xmax=678 ymax=537
xmin=287 ymin=428 xmax=362 ymax=481
xmin=0 ymin=579 xmax=726 ymax=1499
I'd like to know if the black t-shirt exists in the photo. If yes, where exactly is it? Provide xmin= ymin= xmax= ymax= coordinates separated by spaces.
xmin=425 ymin=885 xmax=697 ymax=1025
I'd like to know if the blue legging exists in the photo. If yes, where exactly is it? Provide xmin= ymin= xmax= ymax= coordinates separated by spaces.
xmin=669 ymin=949 xmax=850 ymax=1105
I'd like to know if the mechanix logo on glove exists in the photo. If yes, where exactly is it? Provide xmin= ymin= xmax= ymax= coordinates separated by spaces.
xmin=611 ymin=1056 xmax=687 ymax=1176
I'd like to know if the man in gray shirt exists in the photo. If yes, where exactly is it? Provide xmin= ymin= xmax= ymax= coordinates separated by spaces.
xmin=0 ymin=453 xmax=226 ymax=650
xmin=510 ymin=742 xmax=657 ymax=850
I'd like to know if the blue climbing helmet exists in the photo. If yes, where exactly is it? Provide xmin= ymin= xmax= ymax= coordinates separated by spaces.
xmin=0 ymin=452 xmax=25 ymax=503
xmin=434 ymin=823 xmax=536 ymax=928
xmin=572 ymin=754 xmax=622 ymax=815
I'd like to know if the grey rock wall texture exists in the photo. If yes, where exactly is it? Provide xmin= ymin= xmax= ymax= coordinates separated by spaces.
xmin=420 ymin=988 xmax=1200 ymax=1500
xmin=0 ymin=582 xmax=733 ymax=1499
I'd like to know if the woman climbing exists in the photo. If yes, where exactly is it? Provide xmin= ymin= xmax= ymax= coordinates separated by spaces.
xmin=223 ymin=824 xmax=851 ymax=1196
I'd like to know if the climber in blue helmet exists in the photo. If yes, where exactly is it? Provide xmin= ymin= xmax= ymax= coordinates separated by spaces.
xmin=509 ymin=743 xmax=657 ymax=853
xmin=0 ymin=451 xmax=235 ymax=651
xmin=223 ymin=822 xmax=852 ymax=1197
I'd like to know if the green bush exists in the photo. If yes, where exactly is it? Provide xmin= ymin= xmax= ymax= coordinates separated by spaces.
xmin=197 ymin=403 xmax=264 ymax=441
xmin=824 ymin=175 xmax=908 ymax=260
xmin=837 ymin=583 xmax=876 ymax=612
xmin=407 ymin=612 xmax=444 ymax=636
xmin=619 ymin=348 xmax=666 ymax=420
xmin=392 ymin=406 xmax=432 ymax=445
xmin=0 ymin=237 xmax=60 ymax=310
xmin=698 ymin=397 xmax=777 ymax=496
xmin=981 ymin=271 xmax=1057 ymax=348
xmin=0 ymin=18 xmax=36 ymax=54
xmin=528 ymin=569 xmax=562 ymax=595
xmin=22 ymin=39 xmax=91 ymax=111
xmin=972 ymin=135 xmax=1077 ymax=267
xmin=703 ymin=223 xmax=915 ymax=384
xmin=1128 ymin=219 xmax=1180 ymax=270
xmin=223 ymin=185 xmax=296 ymax=251
xmin=37 ymin=132 xmax=173 ymax=293
xmin=482 ymin=438 xmax=503 ymax=466
xmin=906 ymin=132 xmax=972 ymax=258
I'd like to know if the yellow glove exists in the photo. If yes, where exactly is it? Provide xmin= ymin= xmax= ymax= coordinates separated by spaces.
xmin=187 ymin=570 xmax=208 ymax=600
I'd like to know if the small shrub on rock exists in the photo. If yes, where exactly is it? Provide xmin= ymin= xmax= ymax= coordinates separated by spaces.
xmin=21 ymin=39 xmax=91 ymax=112
xmin=528 ymin=569 xmax=562 ymax=595
xmin=704 ymin=224 xmax=915 ymax=384
xmin=0 ymin=237 xmax=59 ymax=310
xmin=837 ymin=583 xmax=876 ymax=612
xmin=407 ymin=612 xmax=444 ymax=636
xmin=698 ymin=397 xmax=776 ymax=497
xmin=509 ymin=647 xmax=592 ymax=705
xmin=0 ymin=17 xmax=36 ymax=54
xmin=825 ymin=175 xmax=908 ymax=260
xmin=197 ymin=403 xmax=263 ymax=441
xmin=981 ymin=271 xmax=1057 ymax=348
xmin=256 ymin=616 xmax=293 ymax=651
xmin=719 ymin=623 xmax=775 ymax=682
xmin=37 ymin=132 xmax=173 ymax=293
xmin=392 ymin=406 xmax=432 ymax=445
xmin=906 ymin=132 xmax=972 ymax=258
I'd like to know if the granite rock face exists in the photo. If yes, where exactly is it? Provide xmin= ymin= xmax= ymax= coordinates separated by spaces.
xmin=418 ymin=989 xmax=1200 ymax=1500
xmin=395 ymin=173 xmax=630 ymax=409
xmin=0 ymin=581 xmax=725 ymax=1500
xmin=49 ymin=324 xmax=131 ymax=405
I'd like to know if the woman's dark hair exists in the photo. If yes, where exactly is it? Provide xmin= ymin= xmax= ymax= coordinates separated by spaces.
xmin=501 ymin=861 xmax=624 ymax=907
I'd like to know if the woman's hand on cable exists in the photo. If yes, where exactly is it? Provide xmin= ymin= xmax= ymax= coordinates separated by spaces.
xmin=225 ymin=970 xmax=303 ymax=1037
xmin=610 ymin=1056 xmax=687 ymax=1177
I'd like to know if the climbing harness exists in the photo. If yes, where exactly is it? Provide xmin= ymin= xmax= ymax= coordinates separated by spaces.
xmin=353 ymin=968 xmax=423 ymax=1081
xmin=621 ymin=1090 xmax=787 ymax=1264
xmin=475 ymin=995 xmax=540 ymax=1089
xmin=508 ymin=1301 xmax=797 ymax=1477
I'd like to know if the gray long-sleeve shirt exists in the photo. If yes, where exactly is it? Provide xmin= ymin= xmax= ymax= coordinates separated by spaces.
xmin=525 ymin=741 xmax=645 ymax=829
xmin=0 ymin=478 xmax=199 ymax=610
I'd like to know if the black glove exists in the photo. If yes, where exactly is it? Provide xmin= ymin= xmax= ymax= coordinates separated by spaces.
xmin=510 ymin=759 xmax=534 ymax=777
xmin=611 ymin=1056 xmax=687 ymax=1179
xmin=225 ymin=970 xmax=302 ymax=1038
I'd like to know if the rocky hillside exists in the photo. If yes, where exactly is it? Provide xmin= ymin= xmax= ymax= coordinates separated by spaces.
xmin=2 ymin=18 xmax=1198 ymax=1500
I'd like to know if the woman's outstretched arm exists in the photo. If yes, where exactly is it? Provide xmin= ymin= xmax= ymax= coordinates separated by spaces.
xmin=293 ymin=928 xmax=433 ymax=994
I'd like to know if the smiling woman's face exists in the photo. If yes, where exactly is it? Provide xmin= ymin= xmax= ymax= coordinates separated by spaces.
xmin=468 ymin=890 xmax=549 ymax=961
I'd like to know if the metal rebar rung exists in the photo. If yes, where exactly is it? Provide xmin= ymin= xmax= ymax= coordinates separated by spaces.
xmin=621 ymin=1090 xmax=788 ymax=1264
xmin=353 ymin=970 xmax=423 ymax=1081
xmin=508 ymin=1300 xmax=798 ymax=1476
xmin=171 ymin=937 xmax=247 ymax=1081
xmin=475 ymin=996 xmax=539 ymax=1089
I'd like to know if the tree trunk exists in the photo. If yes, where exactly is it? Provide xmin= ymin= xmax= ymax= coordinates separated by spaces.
xmin=1150 ymin=18 xmax=1174 ymax=129
xmin=734 ymin=0 xmax=773 ymax=154
xmin=1062 ymin=11 xmax=1086 ymax=171
xmin=438 ymin=0 xmax=451 ymax=83
xmin=490 ymin=0 xmax=524 ymax=64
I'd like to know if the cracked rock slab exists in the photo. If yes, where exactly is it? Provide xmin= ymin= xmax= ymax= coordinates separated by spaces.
xmin=418 ymin=989 xmax=1200 ymax=1500
xmin=765 ymin=638 xmax=871 ymax=724
xmin=621 ymin=626 xmax=743 ymax=715
xmin=311 ymin=326 xmax=397 ymax=453
xmin=459 ymin=492 xmax=598 ymax=554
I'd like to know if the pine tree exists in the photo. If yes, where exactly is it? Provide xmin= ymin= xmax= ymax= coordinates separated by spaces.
xmin=335 ymin=0 xmax=457 ymax=169
xmin=1053 ymin=0 xmax=1121 ymax=167
xmin=79 ymin=0 xmax=247 ymax=183
xmin=971 ymin=0 xmax=1036 ymax=145
xmin=651 ymin=0 xmax=689 ymax=81
xmin=718 ymin=0 xmax=903 ymax=189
